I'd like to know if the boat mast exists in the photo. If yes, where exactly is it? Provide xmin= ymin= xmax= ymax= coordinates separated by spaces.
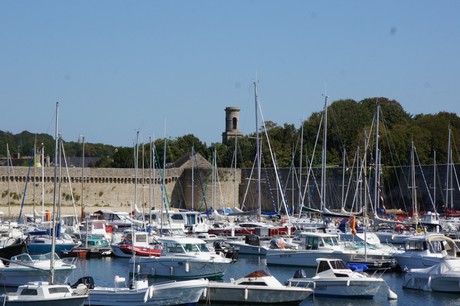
xmin=320 ymin=94 xmax=328 ymax=211
xmin=41 ymin=143 xmax=45 ymax=220
xmin=80 ymin=135 xmax=85 ymax=220
xmin=6 ymin=144 xmax=11 ymax=216
xmin=191 ymin=145 xmax=195 ymax=211
xmin=50 ymin=101 xmax=59 ymax=285
xmin=433 ymin=150 xmax=437 ymax=211
xmin=254 ymin=81 xmax=261 ymax=220
xmin=134 ymin=131 xmax=139 ymax=221
xmin=234 ymin=137 xmax=238 ymax=209
xmin=373 ymin=100 xmax=380 ymax=216
xmin=446 ymin=127 xmax=453 ymax=210
xmin=298 ymin=122 xmax=304 ymax=215
xmin=410 ymin=141 xmax=419 ymax=225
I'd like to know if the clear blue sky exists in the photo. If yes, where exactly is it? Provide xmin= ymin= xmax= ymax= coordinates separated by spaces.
xmin=1 ymin=1 xmax=459 ymax=147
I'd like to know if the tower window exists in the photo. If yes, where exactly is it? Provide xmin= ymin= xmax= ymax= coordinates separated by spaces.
xmin=232 ymin=117 xmax=238 ymax=130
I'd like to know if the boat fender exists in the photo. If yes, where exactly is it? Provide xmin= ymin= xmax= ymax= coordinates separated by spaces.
xmin=185 ymin=262 xmax=190 ymax=273
xmin=143 ymin=287 xmax=149 ymax=303
xmin=387 ymin=288 xmax=398 ymax=300
xmin=170 ymin=266 xmax=174 ymax=276
xmin=244 ymin=288 xmax=248 ymax=300
xmin=149 ymin=285 xmax=154 ymax=299
xmin=114 ymin=275 xmax=126 ymax=283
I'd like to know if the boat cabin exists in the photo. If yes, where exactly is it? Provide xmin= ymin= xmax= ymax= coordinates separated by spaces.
xmin=404 ymin=234 xmax=457 ymax=257
xmin=315 ymin=258 xmax=351 ymax=277
xmin=294 ymin=232 xmax=340 ymax=250
xmin=160 ymin=237 xmax=211 ymax=254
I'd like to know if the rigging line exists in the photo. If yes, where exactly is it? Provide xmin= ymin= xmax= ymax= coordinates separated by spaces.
xmin=300 ymin=112 xmax=323 ymax=208
xmin=153 ymin=146 xmax=172 ymax=229
xmin=260 ymin=153 xmax=279 ymax=213
xmin=379 ymin=110 xmax=410 ymax=210
xmin=240 ymin=153 xmax=258 ymax=211
xmin=413 ymin=144 xmax=436 ymax=211
xmin=259 ymin=104 xmax=290 ymax=219
xmin=60 ymin=140 xmax=80 ymax=225
xmin=17 ymin=152 xmax=35 ymax=223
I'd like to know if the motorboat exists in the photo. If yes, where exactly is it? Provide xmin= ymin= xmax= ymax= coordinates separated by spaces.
xmin=201 ymin=270 xmax=313 ymax=304
xmin=403 ymin=257 xmax=460 ymax=292
xmin=0 ymin=252 xmax=76 ymax=287
xmin=226 ymin=234 xmax=272 ymax=255
xmin=72 ymin=275 xmax=208 ymax=306
xmin=393 ymin=233 xmax=459 ymax=270
xmin=266 ymin=232 xmax=357 ymax=266
xmin=266 ymin=231 xmax=398 ymax=269
xmin=62 ymin=235 xmax=113 ymax=258
xmin=0 ymin=281 xmax=88 ymax=306
xmin=111 ymin=230 xmax=162 ymax=258
xmin=286 ymin=258 xmax=395 ymax=299
xmin=132 ymin=236 xmax=232 ymax=279
xmin=27 ymin=232 xmax=81 ymax=255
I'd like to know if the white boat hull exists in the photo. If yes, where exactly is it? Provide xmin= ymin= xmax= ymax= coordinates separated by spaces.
xmin=404 ymin=274 xmax=460 ymax=292
xmin=202 ymin=284 xmax=312 ymax=304
xmin=303 ymin=279 xmax=382 ymax=298
xmin=266 ymin=249 xmax=353 ymax=267
xmin=135 ymin=256 xmax=231 ymax=279
xmin=86 ymin=279 xmax=208 ymax=306
xmin=227 ymin=242 xmax=268 ymax=255
xmin=393 ymin=254 xmax=443 ymax=270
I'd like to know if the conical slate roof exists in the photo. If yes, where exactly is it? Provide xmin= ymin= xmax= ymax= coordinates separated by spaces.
xmin=171 ymin=152 xmax=212 ymax=169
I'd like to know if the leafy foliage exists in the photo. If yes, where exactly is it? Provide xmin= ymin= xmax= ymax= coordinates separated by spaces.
xmin=1 ymin=98 xmax=459 ymax=169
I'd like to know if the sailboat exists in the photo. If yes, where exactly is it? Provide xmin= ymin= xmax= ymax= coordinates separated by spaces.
xmin=0 ymin=102 xmax=88 ymax=305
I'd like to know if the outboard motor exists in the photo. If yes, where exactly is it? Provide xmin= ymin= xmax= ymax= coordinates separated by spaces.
xmin=71 ymin=276 xmax=95 ymax=289
xmin=245 ymin=234 xmax=260 ymax=246
xmin=292 ymin=269 xmax=308 ymax=279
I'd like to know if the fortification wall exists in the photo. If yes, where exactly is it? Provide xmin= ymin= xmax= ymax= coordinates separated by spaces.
xmin=0 ymin=166 xmax=241 ymax=218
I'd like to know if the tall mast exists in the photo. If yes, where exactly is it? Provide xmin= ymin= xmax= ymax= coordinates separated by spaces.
xmin=298 ymin=123 xmax=304 ymax=214
xmin=50 ymin=101 xmax=59 ymax=285
xmin=80 ymin=135 xmax=85 ymax=220
xmin=411 ymin=141 xmax=419 ymax=223
xmin=446 ymin=127 xmax=453 ymax=210
xmin=6 ymin=144 xmax=11 ymax=216
xmin=134 ymin=131 xmax=139 ymax=218
xmin=373 ymin=100 xmax=381 ymax=215
xmin=433 ymin=150 xmax=437 ymax=210
xmin=234 ymin=137 xmax=237 ymax=209
xmin=320 ymin=94 xmax=328 ymax=211
xmin=254 ymin=81 xmax=261 ymax=219
xmin=191 ymin=145 xmax=195 ymax=211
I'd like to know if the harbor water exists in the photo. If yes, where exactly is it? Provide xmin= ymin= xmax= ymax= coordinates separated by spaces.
xmin=59 ymin=254 xmax=460 ymax=306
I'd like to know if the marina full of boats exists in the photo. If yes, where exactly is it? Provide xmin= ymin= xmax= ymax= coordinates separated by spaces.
xmin=5 ymin=207 xmax=460 ymax=305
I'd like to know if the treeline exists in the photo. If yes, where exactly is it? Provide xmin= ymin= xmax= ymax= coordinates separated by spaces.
xmin=1 ymin=97 xmax=459 ymax=169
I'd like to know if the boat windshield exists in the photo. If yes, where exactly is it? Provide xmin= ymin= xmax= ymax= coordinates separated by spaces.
xmin=12 ymin=252 xmax=58 ymax=262
xmin=321 ymin=236 xmax=338 ymax=246
xmin=31 ymin=252 xmax=59 ymax=261
xmin=317 ymin=259 xmax=348 ymax=273
xmin=405 ymin=240 xmax=425 ymax=252
xmin=183 ymin=243 xmax=210 ymax=253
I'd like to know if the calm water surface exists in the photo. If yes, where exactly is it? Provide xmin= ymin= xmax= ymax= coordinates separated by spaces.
xmin=65 ymin=255 xmax=460 ymax=306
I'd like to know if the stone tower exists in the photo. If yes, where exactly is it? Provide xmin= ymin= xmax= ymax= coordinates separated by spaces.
xmin=222 ymin=106 xmax=243 ymax=145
